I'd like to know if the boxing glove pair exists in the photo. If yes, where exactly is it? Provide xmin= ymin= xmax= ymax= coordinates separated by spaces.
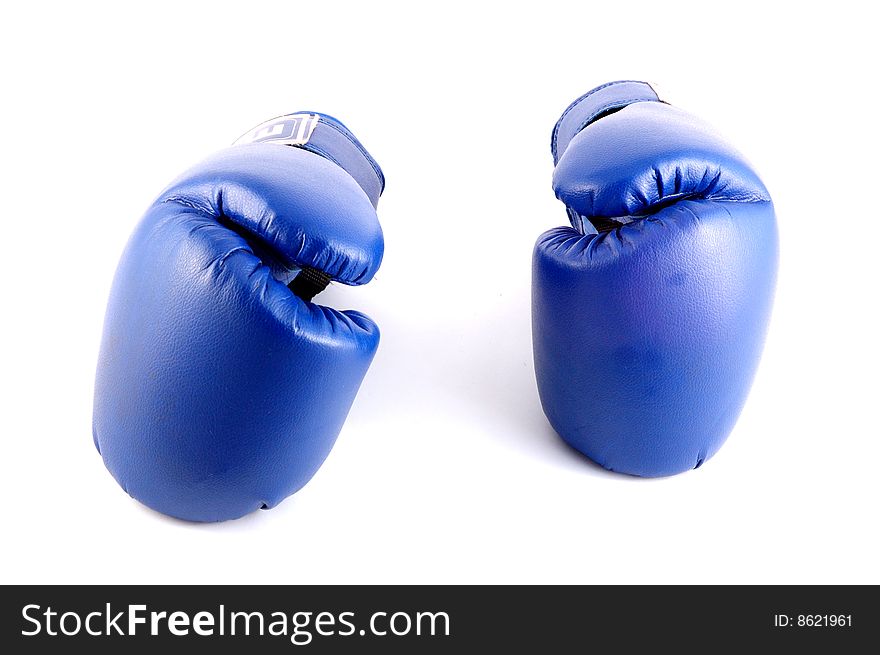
xmin=94 ymin=81 xmax=777 ymax=521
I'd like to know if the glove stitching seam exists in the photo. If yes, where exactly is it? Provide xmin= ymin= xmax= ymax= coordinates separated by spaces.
xmin=161 ymin=195 xmax=212 ymax=215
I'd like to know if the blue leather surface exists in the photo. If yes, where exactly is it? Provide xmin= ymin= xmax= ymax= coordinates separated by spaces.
xmin=94 ymin=114 xmax=384 ymax=521
xmin=533 ymin=81 xmax=777 ymax=476
xmin=551 ymin=80 xmax=660 ymax=165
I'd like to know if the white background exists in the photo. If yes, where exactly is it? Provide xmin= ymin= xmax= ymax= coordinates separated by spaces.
xmin=2 ymin=1 xmax=877 ymax=584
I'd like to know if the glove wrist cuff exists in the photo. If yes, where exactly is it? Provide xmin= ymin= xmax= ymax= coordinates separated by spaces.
xmin=234 ymin=113 xmax=385 ymax=207
xmin=552 ymin=81 xmax=660 ymax=164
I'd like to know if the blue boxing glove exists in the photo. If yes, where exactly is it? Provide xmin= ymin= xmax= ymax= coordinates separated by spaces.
xmin=533 ymin=81 xmax=777 ymax=476
xmin=94 ymin=113 xmax=384 ymax=521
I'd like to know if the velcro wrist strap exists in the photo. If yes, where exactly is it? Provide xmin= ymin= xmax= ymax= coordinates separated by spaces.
xmin=234 ymin=112 xmax=385 ymax=208
xmin=552 ymin=81 xmax=661 ymax=164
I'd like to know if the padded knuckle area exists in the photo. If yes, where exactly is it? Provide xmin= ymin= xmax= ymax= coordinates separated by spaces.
xmin=158 ymin=144 xmax=383 ymax=285
xmin=553 ymin=102 xmax=770 ymax=223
